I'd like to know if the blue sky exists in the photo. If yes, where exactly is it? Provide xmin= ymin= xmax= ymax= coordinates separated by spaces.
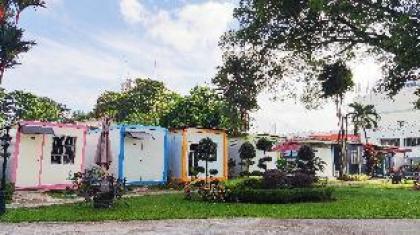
xmin=2 ymin=0 xmax=383 ymax=134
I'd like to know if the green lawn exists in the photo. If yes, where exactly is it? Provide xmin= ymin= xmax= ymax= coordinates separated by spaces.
xmin=1 ymin=187 xmax=420 ymax=222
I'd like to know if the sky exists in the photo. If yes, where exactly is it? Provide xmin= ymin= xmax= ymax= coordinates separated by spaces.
xmin=2 ymin=0 xmax=383 ymax=135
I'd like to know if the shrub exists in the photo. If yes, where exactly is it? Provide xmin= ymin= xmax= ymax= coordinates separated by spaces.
xmin=337 ymin=174 xmax=370 ymax=182
xmin=256 ymin=138 xmax=273 ymax=153
xmin=257 ymin=156 xmax=273 ymax=172
xmin=262 ymin=169 xmax=288 ymax=189
xmin=229 ymin=187 xmax=334 ymax=204
xmin=239 ymin=142 xmax=256 ymax=175
xmin=289 ymin=172 xmax=315 ymax=188
xmin=249 ymin=170 xmax=264 ymax=176
xmin=70 ymin=167 xmax=126 ymax=208
xmin=296 ymin=145 xmax=325 ymax=175
xmin=4 ymin=182 xmax=14 ymax=203
xmin=226 ymin=178 xmax=263 ymax=191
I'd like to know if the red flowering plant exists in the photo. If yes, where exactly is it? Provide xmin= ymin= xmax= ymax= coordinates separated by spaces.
xmin=363 ymin=144 xmax=385 ymax=177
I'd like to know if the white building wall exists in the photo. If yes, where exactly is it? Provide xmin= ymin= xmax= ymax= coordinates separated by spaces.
xmin=313 ymin=146 xmax=334 ymax=178
xmin=228 ymin=136 xmax=281 ymax=177
xmin=185 ymin=128 xmax=225 ymax=179
xmin=357 ymin=85 xmax=420 ymax=166
xmin=228 ymin=138 xmax=245 ymax=176
xmin=168 ymin=131 xmax=183 ymax=179
xmin=122 ymin=126 xmax=166 ymax=183
xmin=85 ymin=126 xmax=120 ymax=177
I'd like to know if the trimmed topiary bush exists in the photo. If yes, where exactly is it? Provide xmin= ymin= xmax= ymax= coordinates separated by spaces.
xmin=262 ymin=169 xmax=288 ymax=189
xmin=289 ymin=172 xmax=315 ymax=188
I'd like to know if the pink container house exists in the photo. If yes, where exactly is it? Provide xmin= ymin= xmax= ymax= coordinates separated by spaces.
xmin=11 ymin=121 xmax=87 ymax=190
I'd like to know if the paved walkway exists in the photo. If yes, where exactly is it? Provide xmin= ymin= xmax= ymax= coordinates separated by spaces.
xmin=7 ymin=190 xmax=178 ymax=209
xmin=1 ymin=219 xmax=420 ymax=235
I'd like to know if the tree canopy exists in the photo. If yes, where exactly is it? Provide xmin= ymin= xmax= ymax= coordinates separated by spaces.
xmin=218 ymin=0 xmax=419 ymax=107
xmin=94 ymin=78 xmax=242 ymax=135
xmin=348 ymin=102 xmax=380 ymax=143
xmin=161 ymin=86 xmax=241 ymax=135
xmin=93 ymin=78 xmax=180 ymax=126
xmin=0 ymin=89 xmax=67 ymax=124
xmin=0 ymin=0 xmax=45 ymax=84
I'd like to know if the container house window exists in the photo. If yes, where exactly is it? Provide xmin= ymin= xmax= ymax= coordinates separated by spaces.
xmin=51 ymin=136 xmax=77 ymax=165
xmin=188 ymin=144 xmax=199 ymax=176
xmin=404 ymin=137 xmax=420 ymax=147
xmin=349 ymin=149 xmax=359 ymax=164
xmin=380 ymin=138 xmax=400 ymax=147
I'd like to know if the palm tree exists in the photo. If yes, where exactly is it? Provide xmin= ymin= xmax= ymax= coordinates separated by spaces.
xmin=348 ymin=102 xmax=380 ymax=144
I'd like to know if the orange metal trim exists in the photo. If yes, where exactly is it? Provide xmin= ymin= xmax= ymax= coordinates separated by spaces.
xmin=223 ymin=132 xmax=228 ymax=180
xmin=181 ymin=129 xmax=188 ymax=181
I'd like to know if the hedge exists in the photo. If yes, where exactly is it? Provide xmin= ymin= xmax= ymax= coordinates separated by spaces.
xmin=228 ymin=187 xmax=334 ymax=204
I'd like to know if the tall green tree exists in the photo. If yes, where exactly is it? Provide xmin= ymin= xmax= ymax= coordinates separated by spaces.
xmin=93 ymin=78 xmax=180 ymax=125
xmin=0 ymin=89 xmax=67 ymax=124
xmin=161 ymin=86 xmax=242 ymax=135
xmin=348 ymin=102 xmax=380 ymax=144
xmin=213 ymin=52 xmax=271 ymax=132
xmin=9 ymin=90 xmax=67 ymax=121
xmin=221 ymin=0 xmax=420 ymax=106
xmin=318 ymin=61 xmax=354 ymax=125
xmin=0 ymin=0 xmax=45 ymax=84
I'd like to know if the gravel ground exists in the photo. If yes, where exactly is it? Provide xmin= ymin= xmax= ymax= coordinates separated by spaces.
xmin=1 ymin=219 xmax=420 ymax=235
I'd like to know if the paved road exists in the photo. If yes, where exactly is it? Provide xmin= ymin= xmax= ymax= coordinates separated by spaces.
xmin=1 ymin=219 xmax=420 ymax=235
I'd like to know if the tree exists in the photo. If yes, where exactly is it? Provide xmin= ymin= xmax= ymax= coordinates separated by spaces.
xmin=195 ymin=137 xmax=218 ymax=185
xmin=296 ymin=145 xmax=325 ymax=176
xmin=0 ymin=90 xmax=67 ymax=124
xmin=256 ymin=137 xmax=273 ymax=172
xmin=213 ymin=53 xmax=269 ymax=132
xmin=0 ymin=0 xmax=45 ymax=84
xmin=7 ymin=90 xmax=67 ymax=121
xmin=319 ymin=61 xmax=354 ymax=124
xmin=71 ymin=110 xmax=92 ymax=122
xmin=221 ymin=0 xmax=420 ymax=106
xmin=318 ymin=61 xmax=354 ymax=177
xmin=93 ymin=78 xmax=180 ymax=125
xmin=256 ymin=137 xmax=273 ymax=154
xmin=348 ymin=102 xmax=381 ymax=144
xmin=238 ymin=141 xmax=256 ymax=176
xmin=363 ymin=144 xmax=385 ymax=177
xmin=161 ymin=86 xmax=242 ymax=135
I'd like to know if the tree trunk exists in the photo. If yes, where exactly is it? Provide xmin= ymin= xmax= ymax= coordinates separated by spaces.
xmin=205 ymin=159 xmax=208 ymax=186
xmin=0 ymin=67 xmax=4 ymax=85
xmin=363 ymin=127 xmax=368 ymax=144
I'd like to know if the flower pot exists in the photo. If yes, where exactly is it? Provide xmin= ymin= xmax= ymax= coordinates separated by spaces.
xmin=93 ymin=191 xmax=114 ymax=209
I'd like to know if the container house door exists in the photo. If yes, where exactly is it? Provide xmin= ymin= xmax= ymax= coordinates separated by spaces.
xmin=124 ymin=137 xmax=144 ymax=182
xmin=15 ymin=135 xmax=43 ymax=188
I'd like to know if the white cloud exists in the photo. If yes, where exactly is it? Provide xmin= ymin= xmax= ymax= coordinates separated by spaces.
xmin=119 ymin=0 xmax=149 ymax=24
xmin=148 ymin=2 xmax=234 ymax=53
xmin=119 ymin=1 xmax=234 ymax=53
xmin=2 ymin=37 xmax=144 ymax=111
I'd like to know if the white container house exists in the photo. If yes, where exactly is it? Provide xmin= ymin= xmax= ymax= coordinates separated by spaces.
xmin=11 ymin=121 xmax=88 ymax=190
xmin=118 ymin=125 xmax=168 ymax=185
xmin=85 ymin=124 xmax=169 ymax=185
xmin=168 ymin=128 xmax=228 ymax=182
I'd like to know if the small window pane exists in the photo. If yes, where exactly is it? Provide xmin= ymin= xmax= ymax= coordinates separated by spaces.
xmin=51 ymin=155 xmax=62 ymax=164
